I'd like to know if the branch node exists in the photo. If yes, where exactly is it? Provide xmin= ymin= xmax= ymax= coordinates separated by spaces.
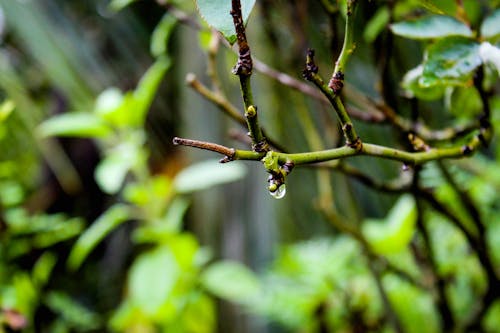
xmin=328 ymin=71 xmax=344 ymax=95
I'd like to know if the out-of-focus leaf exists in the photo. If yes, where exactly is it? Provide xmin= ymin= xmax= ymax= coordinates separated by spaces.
xmin=109 ymin=0 xmax=138 ymax=12
xmin=32 ymin=252 xmax=57 ymax=288
xmin=151 ymin=14 xmax=177 ymax=57
xmin=390 ymin=15 xmax=472 ymax=40
xmin=0 ymin=99 xmax=14 ymax=122
xmin=420 ymin=37 xmax=481 ymax=87
xmin=384 ymin=275 xmax=439 ymax=333
xmin=0 ymin=181 xmax=25 ymax=207
xmin=479 ymin=42 xmax=500 ymax=73
xmin=130 ymin=56 xmax=171 ymax=126
xmin=364 ymin=6 xmax=390 ymax=43
xmin=38 ymin=112 xmax=111 ymax=138
xmin=402 ymin=65 xmax=445 ymax=100
xmin=481 ymin=9 xmax=500 ymax=40
xmin=181 ymin=293 xmax=215 ymax=333
xmin=133 ymin=197 xmax=191 ymax=243
xmin=174 ymin=159 xmax=247 ymax=194
xmin=195 ymin=0 xmax=256 ymax=44
xmin=44 ymin=291 xmax=101 ymax=330
xmin=447 ymin=86 xmax=482 ymax=118
xmin=362 ymin=195 xmax=417 ymax=255
xmin=95 ymin=142 xmax=142 ymax=194
xmin=129 ymin=246 xmax=179 ymax=317
xmin=67 ymin=204 xmax=130 ymax=271
xmin=201 ymin=261 xmax=260 ymax=303
xmin=94 ymin=87 xmax=123 ymax=123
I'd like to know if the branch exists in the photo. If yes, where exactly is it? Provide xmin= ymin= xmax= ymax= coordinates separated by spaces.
xmin=303 ymin=49 xmax=361 ymax=148
xmin=231 ymin=0 xmax=268 ymax=152
xmin=329 ymin=0 xmax=358 ymax=94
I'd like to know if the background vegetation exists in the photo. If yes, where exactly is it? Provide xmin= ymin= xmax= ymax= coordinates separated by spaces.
xmin=0 ymin=0 xmax=500 ymax=332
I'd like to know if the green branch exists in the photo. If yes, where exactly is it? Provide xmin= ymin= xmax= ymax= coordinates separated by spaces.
xmin=231 ymin=0 xmax=268 ymax=152
xmin=174 ymin=127 xmax=486 ymax=167
xmin=329 ymin=0 xmax=357 ymax=94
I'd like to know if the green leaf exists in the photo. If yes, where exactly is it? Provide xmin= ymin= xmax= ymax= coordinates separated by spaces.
xmin=38 ymin=112 xmax=111 ymax=138
xmin=402 ymin=65 xmax=445 ymax=100
xmin=201 ymin=261 xmax=260 ymax=303
xmin=44 ymin=291 xmax=101 ymax=330
xmin=95 ymin=142 xmax=142 ymax=194
xmin=67 ymin=204 xmax=130 ymax=271
xmin=128 ymin=246 xmax=179 ymax=317
xmin=32 ymin=252 xmax=57 ymax=288
xmin=362 ymin=195 xmax=417 ymax=255
xmin=390 ymin=15 xmax=473 ymax=40
xmin=0 ymin=99 xmax=15 ymax=122
xmin=420 ymin=37 xmax=481 ymax=87
xmin=364 ymin=6 xmax=390 ymax=43
xmin=481 ymin=9 xmax=500 ymax=40
xmin=479 ymin=42 xmax=500 ymax=73
xmin=195 ymin=0 xmax=256 ymax=44
xmin=109 ymin=0 xmax=138 ymax=12
xmin=174 ymin=159 xmax=247 ymax=194
xmin=151 ymin=14 xmax=177 ymax=57
xmin=130 ymin=56 xmax=171 ymax=126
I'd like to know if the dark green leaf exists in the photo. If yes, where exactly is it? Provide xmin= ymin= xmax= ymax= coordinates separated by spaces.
xmin=480 ymin=9 xmax=500 ymax=40
xmin=421 ymin=37 xmax=481 ymax=87
xmin=201 ymin=261 xmax=260 ymax=303
xmin=390 ymin=15 xmax=472 ymax=40
xmin=195 ymin=0 xmax=256 ymax=44
xmin=67 ymin=204 xmax=130 ymax=271
xmin=38 ymin=112 xmax=111 ymax=138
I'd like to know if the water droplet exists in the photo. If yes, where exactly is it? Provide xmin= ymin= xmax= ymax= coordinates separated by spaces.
xmin=269 ymin=184 xmax=286 ymax=199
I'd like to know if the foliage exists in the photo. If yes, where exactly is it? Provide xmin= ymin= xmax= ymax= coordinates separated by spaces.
xmin=0 ymin=0 xmax=499 ymax=332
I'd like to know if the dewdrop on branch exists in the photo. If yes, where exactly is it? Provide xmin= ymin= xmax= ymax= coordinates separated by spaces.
xmin=269 ymin=182 xmax=286 ymax=199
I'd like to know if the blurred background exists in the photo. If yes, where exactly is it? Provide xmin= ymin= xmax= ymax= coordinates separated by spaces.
xmin=1 ymin=0 xmax=500 ymax=332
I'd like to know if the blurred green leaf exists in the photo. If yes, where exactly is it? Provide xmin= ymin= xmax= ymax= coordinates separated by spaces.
xmin=130 ymin=56 xmax=171 ymax=127
xmin=390 ymin=15 xmax=472 ymax=40
xmin=67 ymin=204 xmax=130 ymax=271
xmin=181 ymin=293 xmax=215 ymax=333
xmin=108 ymin=0 xmax=138 ymax=12
xmin=479 ymin=42 xmax=500 ymax=73
xmin=32 ymin=252 xmax=57 ymax=288
xmin=95 ymin=141 xmax=143 ymax=194
xmin=0 ymin=181 xmax=25 ymax=207
xmin=364 ymin=6 xmax=390 ymax=43
xmin=384 ymin=274 xmax=439 ymax=333
xmin=44 ymin=291 xmax=101 ymax=330
xmin=447 ymin=86 xmax=482 ymax=118
xmin=195 ymin=0 xmax=256 ymax=44
xmin=151 ymin=14 xmax=178 ymax=57
xmin=362 ymin=195 xmax=417 ymax=255
xmin=420 ymin=37 xmax=481 ymax=87
xmin=174 ymin=159 xmax=247 ymax=194
xmin=0 ymin=99 xmax=15 ymax=122
xmin=201 ymin=261 xmax=260 ymax=303
xmin=38 ymin=112 xmax=111 ymax=138
xmin=481 ymin=9 xmax=500 ymax=40
xmin=94 ymin=87 xmax=124 ymax=123
xmin=402 ymin=65 xmax=446 ymax=100
xmin=129 ymin=246 xmax=179 ymax=317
